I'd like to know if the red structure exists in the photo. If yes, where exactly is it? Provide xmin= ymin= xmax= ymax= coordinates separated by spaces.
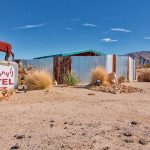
xmin=0 ymin=41 xmax=14 ymax=61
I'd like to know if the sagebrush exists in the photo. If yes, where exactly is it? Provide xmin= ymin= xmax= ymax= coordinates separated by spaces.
xmin=118 ymin=76 xmax=125 ymax=83
xmin=25 ymin=70 xmax=53 ymax=90
xmin=64 ymin=72 xmax=79 ymax=86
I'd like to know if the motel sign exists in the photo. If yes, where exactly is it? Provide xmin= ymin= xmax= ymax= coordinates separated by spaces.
xmin=0 ymin=62 xmax=18 ymax=89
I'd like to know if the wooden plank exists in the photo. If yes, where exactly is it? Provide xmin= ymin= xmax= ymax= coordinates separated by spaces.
xmin=112 ymin=54 xmax=116 ymax=73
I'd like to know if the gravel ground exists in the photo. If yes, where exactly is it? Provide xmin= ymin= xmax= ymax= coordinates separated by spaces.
xmin=0 ymin=82 xmax=150 ymax=150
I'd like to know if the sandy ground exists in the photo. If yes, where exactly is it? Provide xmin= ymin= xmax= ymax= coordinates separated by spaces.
xmin=0 ymin=82 xmax=150 ymax=150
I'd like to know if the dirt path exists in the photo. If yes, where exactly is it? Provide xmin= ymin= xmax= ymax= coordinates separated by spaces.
xmin=0 ymin=82 xmax=150 ymax=150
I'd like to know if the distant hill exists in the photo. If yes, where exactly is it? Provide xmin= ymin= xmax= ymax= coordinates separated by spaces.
xmin=126 ymin=51 xmax=150 ymax=67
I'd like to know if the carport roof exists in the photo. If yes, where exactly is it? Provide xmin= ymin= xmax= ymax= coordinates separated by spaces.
xmin=34 ymin=49 xmax=105 ymax=59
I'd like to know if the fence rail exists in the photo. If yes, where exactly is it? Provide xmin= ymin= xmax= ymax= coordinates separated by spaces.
xmin=20 ymin=57 xmax=53 ymax=74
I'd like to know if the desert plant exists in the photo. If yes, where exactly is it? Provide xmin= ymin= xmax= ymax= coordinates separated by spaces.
xmin=137 ymin=71 xmax=150 ymax=82
xmin=18 ymin=62 xmax=24 ymax=74
xmin=25 ymin=70 xmax=53 ymax=90
xmin=26 ymin=65 xmax=34 ymax=71
xmin=92 ymin=67 xmax=109 ymax=86
xmin=64 ymin=72 xmax=79 ymax=86
xmin=108 ymin=72 xmax=117 ymax=84
xmin=139 ymin=64 xmax=150 ymax=69
xmin=118 ymin=75 xmax=125 ymax=83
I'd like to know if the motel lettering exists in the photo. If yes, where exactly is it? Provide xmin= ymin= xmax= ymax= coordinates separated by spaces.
xmin=0 ymin=65 xmax=15 ymax=88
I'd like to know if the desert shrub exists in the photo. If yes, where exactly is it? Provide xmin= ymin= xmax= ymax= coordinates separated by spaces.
xmin=26 ymin=65 xmax=34 ymax=71
xmin=25 ymin=70 xmax=53 ymax=90
xmin=18 ymin=62 xmax=24 ymax=74
xmin=139 ymin=64 xmax=150 ymax=69
xmin=137 ymin=71 xmax=150 ymax=82
xmin=108 ymin=72 xmax=117 ymax=84
xmin=118 ymin=76 xmax=125 ymax=83
xmin=92 ymin=67 xmax=109 ymax=86
xmin=64 ymin=72 xmax=79 ymax=86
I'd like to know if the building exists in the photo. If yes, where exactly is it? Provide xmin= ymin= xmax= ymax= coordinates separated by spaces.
xmin=20 ymin=49 xmax=136 ymax=84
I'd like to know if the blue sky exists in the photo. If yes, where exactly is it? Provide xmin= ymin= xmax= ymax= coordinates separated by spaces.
xmin=0 ymin=0 xmax=150 ymax=59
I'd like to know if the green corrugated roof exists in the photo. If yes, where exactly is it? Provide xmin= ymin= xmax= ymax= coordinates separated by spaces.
xmin=34 ymin=49 xmax=105 ymax=59
xmin=62 ymin=49 xmax=105 ymax=56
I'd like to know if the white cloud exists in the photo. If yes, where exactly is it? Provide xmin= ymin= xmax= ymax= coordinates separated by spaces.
xmin=111 ymin=28 xmax=131 ymax=33
xmin=14 ymin=23 xmax=47 ymax=29
xmin=83 ymin=23 xmax=97 ymax=27
xmin=101 ymin=38 xmax=118 ymax=42
xmin=144 ymin=37 xmax=150 ymax=40
xmin=66 ymin=27 xmax=72 ymax=31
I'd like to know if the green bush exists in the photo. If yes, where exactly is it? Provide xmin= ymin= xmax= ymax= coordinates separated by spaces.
xmin=118 ymin=76 xmax=125 ymax=83
xmin=64 ymin=72 xmax=79 ymax=86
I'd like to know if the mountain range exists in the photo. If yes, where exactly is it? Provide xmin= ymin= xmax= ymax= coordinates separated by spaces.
xmin=126 ymin=51 xmax=150 ymax=67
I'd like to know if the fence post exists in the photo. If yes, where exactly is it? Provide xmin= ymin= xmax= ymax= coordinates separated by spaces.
xmin=112 ymin=54 xmax=116 ymax=73
xmin=127 ymin=56 xmax=130 ymax=81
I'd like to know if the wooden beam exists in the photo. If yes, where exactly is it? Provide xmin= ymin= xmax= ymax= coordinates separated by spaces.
xmin=112 ymin=54 xmax=116 ymax=73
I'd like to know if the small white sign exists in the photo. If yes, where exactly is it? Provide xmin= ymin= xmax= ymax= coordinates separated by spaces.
xmin=0 ymin=65 xmax=15 ymax=88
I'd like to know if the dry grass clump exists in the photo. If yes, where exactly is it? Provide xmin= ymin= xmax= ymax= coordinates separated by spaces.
xmin=92 ymin=67 xmax=110 ymax=86
xmin=137 ymin=71 xmax=150 ymax=82
xmin=25 ymin=70 xmax=53 ymax=90
xmin=139 ymin=64 xmax=150 ymax=69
